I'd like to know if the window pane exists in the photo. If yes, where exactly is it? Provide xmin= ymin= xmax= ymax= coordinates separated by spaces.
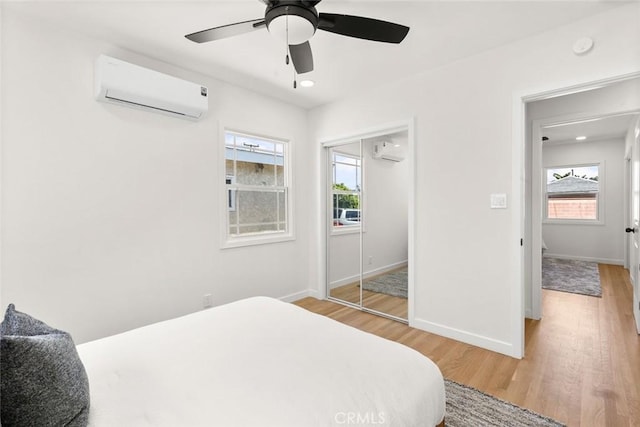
xmin=276 ymin=164 xmax=284 ymax=186
xmin=334 ymin=162 xmax=360 ymax=191
xmin=548 ymin=196 xmax=597 ymax=220
xmin=546 ymin=165 xmax=599 ymax=220
xmin=226 ymin=134 xmax=285 ymax=186
xmin=229 ymin=188 xmax=287 ymax=236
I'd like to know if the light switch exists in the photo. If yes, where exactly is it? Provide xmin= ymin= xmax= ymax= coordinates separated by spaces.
xmin=490 ymin=193 xmax=507 ymax=209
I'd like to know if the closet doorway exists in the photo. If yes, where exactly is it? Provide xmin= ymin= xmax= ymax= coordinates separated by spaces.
xmin=324 ymin=123 xmax=412 ymax=322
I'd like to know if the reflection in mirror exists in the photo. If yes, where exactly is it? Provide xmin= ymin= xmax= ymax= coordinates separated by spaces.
xmin=326 ymin=130 xmax=410 ymax=322
xmin=361 ymin=133 xmax=408 ymax=320
xmin=332 ymin=149 xmax=362 ymax=230
xmin=328 ymin=141 xmax=362 ymax=306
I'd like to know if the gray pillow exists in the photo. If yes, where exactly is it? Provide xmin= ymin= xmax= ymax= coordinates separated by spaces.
xmin=0 ymin=304 xmax=90 ymax=426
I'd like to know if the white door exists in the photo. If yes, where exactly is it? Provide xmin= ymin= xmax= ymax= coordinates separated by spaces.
xmin=630 ymin=118 xmax=640 ymax=334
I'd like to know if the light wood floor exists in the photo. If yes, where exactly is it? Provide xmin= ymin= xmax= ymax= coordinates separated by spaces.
xmin=329 ymin=282 xmax=408 ymax=319
xmin=295 ymin=264 xmax=640 ymax=426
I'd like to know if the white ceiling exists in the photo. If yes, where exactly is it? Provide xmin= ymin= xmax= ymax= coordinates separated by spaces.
xmin=543 ymin=113 xmax=638 ymax=145
xmin=2 ymin=0 xmax=629 ymax=109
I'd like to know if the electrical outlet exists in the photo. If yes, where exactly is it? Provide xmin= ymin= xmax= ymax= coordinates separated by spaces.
xmin=368 ymin=256 xmax=373 ymax=265
xmin=203 ymin=294 xmax=213 ymax=309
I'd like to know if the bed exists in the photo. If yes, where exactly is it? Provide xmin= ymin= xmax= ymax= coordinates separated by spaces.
xmin=1 ymin=296 xmax=445 ymax=426
xmin=77 ymin=297 xmax=445 ymax=426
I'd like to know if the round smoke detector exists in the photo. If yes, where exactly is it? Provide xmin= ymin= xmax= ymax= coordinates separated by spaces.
xmin=573 ymin=37 xmax=594 ymax=55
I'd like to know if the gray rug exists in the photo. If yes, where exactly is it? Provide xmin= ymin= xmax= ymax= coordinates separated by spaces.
xmin=541 ymin=257 xmax=601 ymax=297
xmin=362 ymin=268 xmax=407 ymax=298
xmin=445 ymin=380 xmax=565 ymax=427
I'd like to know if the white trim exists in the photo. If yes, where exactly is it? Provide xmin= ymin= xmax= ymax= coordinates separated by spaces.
xmin=329 ymin=261 xmax=408 ymax=289
xmin=511 ymin=90 xmax=526 ymax=358
xmin=521 ymin=72 xmax=640 ymax=103
xmin=279 ymin=289 xmax=318 ymax=303
xmin=543 ymin=254 xmax=624 ymax=266
xmin=412 ymin=317 xmax=516 ymax=357
xmin=329 ymin=273 xmax=361 ymax=290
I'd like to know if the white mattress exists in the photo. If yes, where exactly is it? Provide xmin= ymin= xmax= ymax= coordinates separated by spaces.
xmin=77 ymin=297 xmax=445 ymax=426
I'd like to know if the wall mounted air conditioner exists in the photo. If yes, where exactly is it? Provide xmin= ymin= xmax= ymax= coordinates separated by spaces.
xmin=372 ymin=141 xmax=405 ymax=162
xmin=95 ymin=55 xmax=208 ymax=121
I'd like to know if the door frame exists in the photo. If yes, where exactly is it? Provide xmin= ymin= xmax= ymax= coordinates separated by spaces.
xmin=530 ymin=110 xmax=640 ymax=320
xmin=513 ymin=71 xmax=640 ymax=357
xmin=320 ymin=118 xmax=416 ymax=323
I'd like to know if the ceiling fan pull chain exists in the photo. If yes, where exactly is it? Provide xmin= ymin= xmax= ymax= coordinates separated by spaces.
xmin=285 ymin=12 xmax=290 ymax=66
xmin=285 ymin=9 xmax=296 ymax=89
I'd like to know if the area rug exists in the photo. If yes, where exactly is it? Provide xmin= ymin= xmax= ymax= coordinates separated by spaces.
xmin=541 ymin=257 xmax=601 ymax=297
xmin=444 ymin=379 xmax=565 ymax=427
xmin=362 ymin=268 xmax=407 ymax=298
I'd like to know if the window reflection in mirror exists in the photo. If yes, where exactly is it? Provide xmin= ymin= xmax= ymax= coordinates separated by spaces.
xmin=331 ymin=150 xmax=361 ymax=231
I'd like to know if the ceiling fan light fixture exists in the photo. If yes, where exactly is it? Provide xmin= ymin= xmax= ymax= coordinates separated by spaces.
xmin=268 ymin=15 xmax=316 ymax=44
xmin=266 ymin=4 xmax=319 ymax=45
xmin=299 ymin=79 xmax=315 ymax=88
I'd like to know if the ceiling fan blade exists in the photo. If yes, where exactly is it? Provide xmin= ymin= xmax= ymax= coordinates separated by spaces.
xmin=185 ymin=18 xmax=266 ymax=43
xmin=318 ymin=13 xmax=409 ymax=43
xmin=289 ymin=42 xmax=314 ymax=74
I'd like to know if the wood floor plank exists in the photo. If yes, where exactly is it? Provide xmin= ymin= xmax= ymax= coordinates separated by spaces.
xmin=295 ymin=264 xmax=640 ymax=426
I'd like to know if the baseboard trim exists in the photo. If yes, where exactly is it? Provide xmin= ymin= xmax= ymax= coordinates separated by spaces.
xmin=279 ymin=289 xmax=318 ymax=303
xmin=411 ymin=317 xmax=517 ymax=358
xmin=544 ymin=253 xmax=624 ymax=265
xmin=329 ymin=260 xmax=408 ymax=289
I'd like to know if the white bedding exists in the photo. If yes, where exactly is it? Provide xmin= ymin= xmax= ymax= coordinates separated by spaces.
xmin=77 ymin=297 xmax=445 ymax=426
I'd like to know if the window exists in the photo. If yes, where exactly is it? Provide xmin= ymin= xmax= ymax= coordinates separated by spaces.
xmin=545 ymin=164 xmax=600 ymax=222
xmin=331 ymin=150 xmax=361 ymax=231
xmin=224 ymin=130 xmax=291 ymax=246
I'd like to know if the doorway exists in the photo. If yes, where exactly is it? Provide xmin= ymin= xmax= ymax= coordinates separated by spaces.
xmin=523 ymin=76 xmax=640 ymax=326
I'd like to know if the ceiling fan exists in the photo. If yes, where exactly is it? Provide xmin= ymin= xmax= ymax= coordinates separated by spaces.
xmin=185 ymin=0 xmax=410 ymax=80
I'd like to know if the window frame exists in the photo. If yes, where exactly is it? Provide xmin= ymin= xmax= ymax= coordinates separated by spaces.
xmin=221 ymin=128 xmax=294 ymax=249
xmin=330 ymin=149 xmax=364 ymax=236
xmin=543 ymin=162 xmax=605 ymax=225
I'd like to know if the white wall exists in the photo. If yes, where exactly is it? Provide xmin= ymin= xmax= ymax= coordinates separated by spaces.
xmin=542 ymin=138 xmax=625 ymax=263
xmin=0 ymin=11 xmax=313 ymax=343
xmin=309 ymin=3 xmax=640 ymax=357
xmin=361 ymin=138 xmax=409 ymax=274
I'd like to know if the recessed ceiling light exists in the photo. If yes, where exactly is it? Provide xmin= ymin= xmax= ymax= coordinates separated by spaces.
xmin=299 ymin=80 xmax=314 ymax=88
xmin=576 ymin=136 xmax=587 ymax=141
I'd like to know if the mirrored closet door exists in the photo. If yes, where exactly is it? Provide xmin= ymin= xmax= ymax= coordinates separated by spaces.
xmin=326 ymin=130 xmax=409 ymax=321
xmin=327 ymin=140 xmax=363 ymax=307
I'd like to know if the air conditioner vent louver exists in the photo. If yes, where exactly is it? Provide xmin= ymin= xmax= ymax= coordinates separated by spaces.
xmin=95 ymin=55 xmax=208 ymax=121
xmin=372 ymin=141 xmax=405 ymax=162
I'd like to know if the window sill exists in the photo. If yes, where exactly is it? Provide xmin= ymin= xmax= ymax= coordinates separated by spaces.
xmin=331 ymin=225 xmax=368 ymax=236
xmin=222 ymin=232 xmax=295 ymax=249
xmin=543 ymin=219 xmax=604 ymax=226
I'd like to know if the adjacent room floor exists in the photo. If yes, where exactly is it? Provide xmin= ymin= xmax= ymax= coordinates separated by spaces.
xmin=295 ymin=264 xmax=640 ymax=426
